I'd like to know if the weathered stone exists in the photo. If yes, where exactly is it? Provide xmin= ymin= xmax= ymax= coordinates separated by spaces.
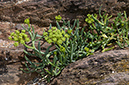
xmin=1 ymin=0 xmax=129 ymax=84
xmin=0 ymin=22 xmax=54 ymax=85
xmin=0 ymin=0 xmax=129 ymax=27
xmin=50 ymin=50 xmax=129 ymax=85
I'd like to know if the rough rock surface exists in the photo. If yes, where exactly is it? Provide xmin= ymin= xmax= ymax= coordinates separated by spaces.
xmin=0 ymin=22 xmax=51 ymax=85
xmin=50 ymin=50 xmax=129 ymax=85
xmin=0 ymin=0 xmax=129 ymax=85
xmin=0 ymin=0 xmax=129 ymax=27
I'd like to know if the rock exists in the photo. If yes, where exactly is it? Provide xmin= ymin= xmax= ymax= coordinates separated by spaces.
xmin=0 ymin=22 xmax=54 ymax=85
xmin=1 ymin=1 xmax=129 ymax=84
xmin=0 ymin=0 xmax=129 ymax=27
xmin=50 ymin=50 xmax=129 ymax=85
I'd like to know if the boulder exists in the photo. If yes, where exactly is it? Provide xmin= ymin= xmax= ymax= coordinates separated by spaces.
xmin=0 ymin=0 xmax=129 ymax=27
xmin=50 ymin=50 xmax=129 ymax=85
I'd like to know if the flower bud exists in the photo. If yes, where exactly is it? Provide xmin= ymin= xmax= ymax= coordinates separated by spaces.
xmin=59 ymin=35 xmax=63 ymax=38
xmin=48 ymin=29 xmax=52 ymax=33
xmin=14 ymin=37 xmax=19 ymax=41
xmin=49 ymin=33 xmax=53 ymax=36
xmin=15 ymin=30 xmax=20 ymax=34
xmin=19 ymin=36 xmax=22 ymax=40
xmin=23 ymin=34 xmax=28 ymax=38
xmin=61 ymin=30 xmax=65 ymax=34
xmin=56 ymin=35 xmax=60 ymax=39
xmin=64 ymin=34 xmax=69 ymax=38
xmin=54 ymin=51 xmax=57 ymax=55
xmin=52 ymin=38 xmax=57 ymax=42
xmin=84 ymin=47 xmax=89 ymax=52
xmin=21 ymin=30 xmax=26 ymax=33
xmin=121 ymin=23 xmax=124 ymax=27
xmin=14 ymin=42 xmax=19 ymax=47
xmin=19 ymin=33 xmax=22 ymax=37
xmin=56 ymin=30 xmax=60 ymax=33
xmin=60 ymin=46 xmax=65 ymax=52
xmin=55 ymin=15 xmax=62 ymax=22
xmin=67 ymin=29 xmax=72 ymax=34
xmin=57 ymin=40 xmax=62 ymax=45
xmin=52 ymin=27 xmax=57 ymax=30
xmin=52 ymin=30 xmax=56 ymax=34
xmin=20 ymin=39 xmax=25 ymax=44
xmin=45 ymin=36 xmax=49 ymax=40
xmin=11 ymin=32 xmax=15 ymax=36
xmin=43 ymin=32 xmax=48 ymax=36
xmin=62 ymin=37 xmax=66 ymax=41
xmin=85 ymin=14 xmax=94 ymax=24
xmin=25 ymin=38 xmax=30 ymax=42
xmin=47 ymin=39 xmax=52 ymax=44
xmin=24 ymin=18 xmax=30 ymax=25
xmin=52 ymin=34 xmax=56 ymax=37
xmin=8 ymin=36 xmax=12 ymax=40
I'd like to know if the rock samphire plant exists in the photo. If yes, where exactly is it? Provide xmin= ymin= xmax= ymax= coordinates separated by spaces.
xmin=8 ymin=7 xmax=129 ymax=83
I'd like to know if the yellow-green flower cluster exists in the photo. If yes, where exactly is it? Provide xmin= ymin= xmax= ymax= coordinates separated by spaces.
xmin=67 ymin=29 xmax=73 ymax=34
xmin=43 ymin=27 xmax=69 ymax=45
xmin=54 ymin=51 xmax=57 ymax=55
xmin=24 ymin=18 xmax=30 ymax=28
xmin=55 ymin=15 xmax=62 ymax=22
xmin=60 ymin=46 xmax=66 ymax=52
xmin=121 ymin=21 xmax=125 ymax=27
xmin=84 ymin=47 xmax=89 ymax=52
xmin=85 ymin=14 xmax=97 ymax=24
xmin=8 ymin=30 xmax=30 ymax=47
xmin=84 ymin=47 xmax=94 ymax=56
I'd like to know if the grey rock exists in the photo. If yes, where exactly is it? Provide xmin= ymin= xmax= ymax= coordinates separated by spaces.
xmin=0 ymin=0 xmax=129 ymax=27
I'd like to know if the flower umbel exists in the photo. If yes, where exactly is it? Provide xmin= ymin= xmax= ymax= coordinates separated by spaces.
xmin=43 ymin=27 xmax=68 ymax=45
xmin=85 ymin=14 xmax=97 ymax=24
xmin=60 ymin=46 xmax=66 ymax=53
xmin=8 ymin=30 xmax=30 ymax=47
xmin=55 ymin=15 xmax=62 ymax=22
xmin=84 ymin=47 xmax=89 ymax=52
xmin=24 ymin=18 xmax=30 ymax=27
xmin=24 ymin=18 xmax=30 ymax=25
xmin=67 ymin=29 xmax=73 ymax=34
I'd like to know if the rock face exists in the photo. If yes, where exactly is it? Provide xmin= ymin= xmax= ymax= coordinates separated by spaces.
xmin=50 ymin=50 xmax=129 ymax=85
xmin=0 ymin=21 xmax=56 ymax=85
xmin=1 ymin=0 xmax=129 ymax=84
xmin=0 ymin=0 xmax=129 ymax=27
